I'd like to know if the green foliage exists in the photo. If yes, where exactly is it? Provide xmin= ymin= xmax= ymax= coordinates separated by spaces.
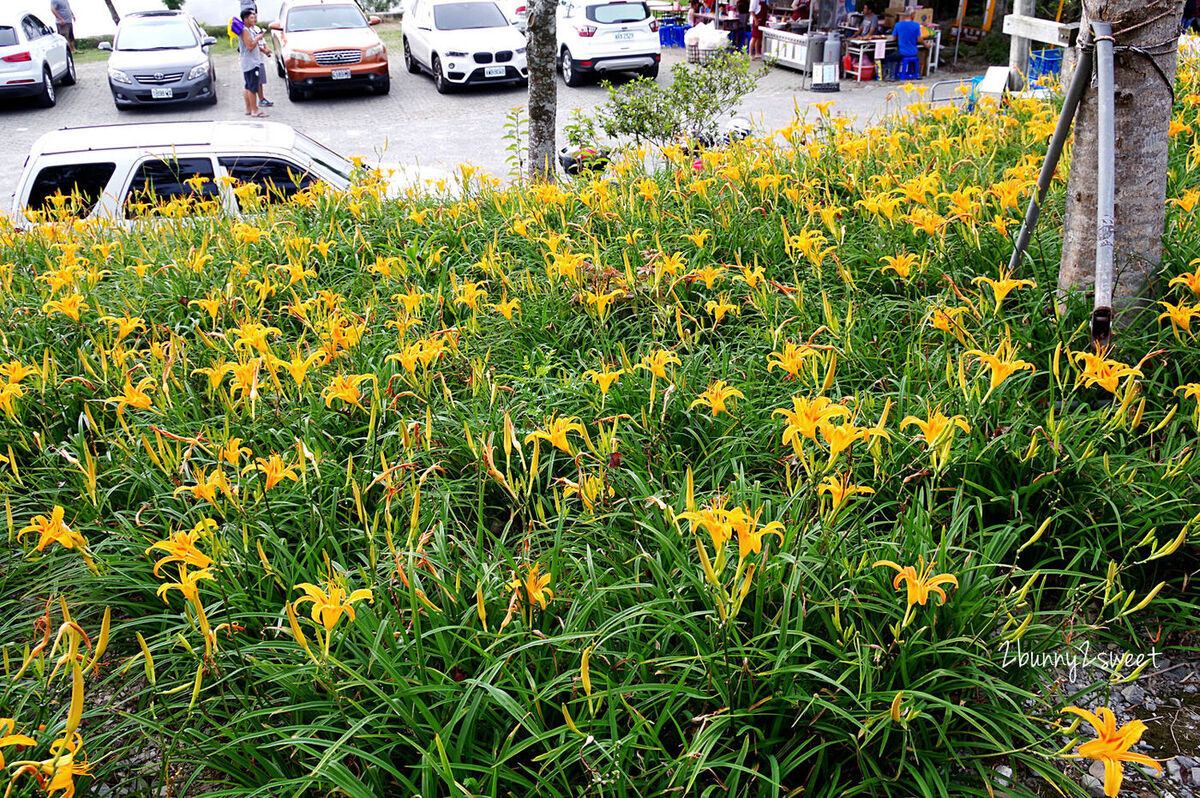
xmin=586 ymin=49 xmax=766 ymax=147
xmin=0 ymin=61 xmax=1197 ymax=798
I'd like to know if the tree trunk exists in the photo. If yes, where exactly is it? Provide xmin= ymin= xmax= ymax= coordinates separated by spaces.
xmin=1058 ymin=0 xmax=1183 ymax=318
xmin=104 ymin=0 xmax=121 ymax=25
xmin=526 ymin=0 xmax=557 ymax=183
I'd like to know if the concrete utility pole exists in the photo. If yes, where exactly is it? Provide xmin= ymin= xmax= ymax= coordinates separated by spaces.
xmin=1007 ymin=0 xmax=1034 ymax=87
xmin=104 ymin=0 xmax=121 ymax=25
xmin=1058 ymin=0 xmax=1184 ymax=317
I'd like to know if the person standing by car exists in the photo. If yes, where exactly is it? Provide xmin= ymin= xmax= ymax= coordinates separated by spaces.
xmin=239 ymin=0 xmax=273 ymax=106
xmin=51 ymin=0 xmax=75 ymax=53
xmin=239 ymin=8 xmax=270 ymax=116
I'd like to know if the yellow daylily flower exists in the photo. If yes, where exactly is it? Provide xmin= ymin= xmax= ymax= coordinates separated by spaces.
xmin=18 ymin=506 xmax=87 ymax=553
xmin=147 ymin=519 xmax=215 ymax=576
xmin=525 ymin=415 xmax=587 ymax=454
xmin=509 ymin=563 xmax=554 ymax=610
xmin=293 ymin=578 xmax=373 ymax=635
xmin=972 ymin=269 xmax=1036 ymax=312
xmin=636 ymin=349 xmax=680 ymax=380
xmin=767 ymin=343 xmax=822 ymax=379
xmin=965 ymin=337 xmax=1035 ymax=394
xmin=1062 ymin=706 xmax=1161 ymax=797
xmin=1073 ymin=350 xmax=1142 ymax=394
xmin=323 ymin=373 xmax=372 ymax=410
xmin=582 ymin=365 xmax=624 ymax=395
xmin=689 ymin=380 xmax=745 ymax=417
xmin=817 ymin=472 xmax=875 ymax=516
xmin=873 ymin=556 xmax=958 ymax=610
xmin=245 ymin=454 xmax=301 ymax=491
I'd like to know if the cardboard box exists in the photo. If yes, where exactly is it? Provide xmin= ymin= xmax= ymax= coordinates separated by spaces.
xmin=885 ymin=6 xmax=933 ymax=25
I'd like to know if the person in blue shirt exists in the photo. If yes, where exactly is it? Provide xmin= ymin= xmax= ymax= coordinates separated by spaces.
xmin=884 ymin=10 xmax=925 ymax=78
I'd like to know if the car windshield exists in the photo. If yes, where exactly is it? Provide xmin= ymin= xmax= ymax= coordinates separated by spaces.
xmin=115 ymin=18 xmax=198 ymax=50
xmin=286 ymin=5 xmax=368 ymax=31
xmin=586 ymin=2 xmax=650 ymax=23
xmin=433 ymin=2 xmax=509 ymax=29
xmin=293 ymin=132 xmax=354 ymax=185
xmin=0 ymin=26 xmax=17 ymax=46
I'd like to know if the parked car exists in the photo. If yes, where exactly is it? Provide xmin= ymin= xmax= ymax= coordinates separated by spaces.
xmin=557 ymin=0 xmax=660 ymax=86
xmin=402 ymin=0 xmax=528 ymax=94
xmin=0 ymin=10 xmax=75 ymax=108
xmin=10 ymin=121 xmax=437 ymax=225
xmin=269 ymin=0 xmax=389 ymax=101
xmin=99 ymin=10 xmax=217 ymax=109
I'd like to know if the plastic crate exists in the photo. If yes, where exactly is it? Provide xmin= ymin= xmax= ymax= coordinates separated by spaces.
xmin=1029 ymin=49 xmax=1063 ymax=79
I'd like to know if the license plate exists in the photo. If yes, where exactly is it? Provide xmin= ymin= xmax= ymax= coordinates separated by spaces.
xmin=614 ymin=31 xmax=634 ymax=40
xmin=151 ymin=87 xmax=173 ymax=99
xmin=331 ymin=68 xmax=352 ymax=80
xmin=484 ymin=66 xmax=505 ymax=77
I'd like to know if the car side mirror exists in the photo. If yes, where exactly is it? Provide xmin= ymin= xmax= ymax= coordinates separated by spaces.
xmin=201 ymin=35 xmax=217 ymax=46
xmin=269 ymin=20 xmax=283 ymax=30
xmin=368 ymin=15 xmax=382 ymax=25
xmin=98 ymin=41 xmax=112 ymax=51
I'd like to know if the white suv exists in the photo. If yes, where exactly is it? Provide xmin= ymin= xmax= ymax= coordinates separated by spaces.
xmin=557 ymin=0 xmax=660 ymax=87
xmin=9 ymin=121 xmax=439 ymax=225
xmin=0 ymin=11 xmax=76 ymax=107
xmin=402 ymin=0 xmax=528 ymax=94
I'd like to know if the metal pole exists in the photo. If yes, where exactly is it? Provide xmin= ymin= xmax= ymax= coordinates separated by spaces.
xmin=1006 ymin=41 xmax=1094 ymax=273
xmin=1091 ymin=20 xmax=1115 ymax=350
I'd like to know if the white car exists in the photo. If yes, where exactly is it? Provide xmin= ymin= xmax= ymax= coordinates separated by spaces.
xmin=557 ymin=0 xmax=660 ymax=87
xmin=402 ymin=0 xmax=528 ymax=94
xmin=8 ymin=121 xmax=439 ymax=225
xmin=0 ymin=10 xmax=76 ymax=107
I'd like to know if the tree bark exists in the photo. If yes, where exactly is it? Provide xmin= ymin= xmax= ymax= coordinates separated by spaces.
xmin=526 ymin=0 xmax=557 ymax=183
xmin=1058 ymin=0 xmax=1183 ymax=317
xmin=104 ymin=0 xmax=121 ymax=25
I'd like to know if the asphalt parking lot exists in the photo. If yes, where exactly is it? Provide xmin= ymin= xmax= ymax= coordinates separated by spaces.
xmin=0 ymin=40 xmax=968 ymax=211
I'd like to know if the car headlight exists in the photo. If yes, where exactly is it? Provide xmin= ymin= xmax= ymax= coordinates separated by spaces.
xmin=364 ymin=43 xmax=385 ymax=60
xmin=516 ymin=47 xmax=526 ymax=54
xmin=446 ymin=50 xmax=468 ymax=57
xmin=109 ymin=68 xmax=131 ymax=84
xmin=187 ymin=62 xmax=209 ymax=80
xmin=289 ymin=50 xmax=314 ymax=64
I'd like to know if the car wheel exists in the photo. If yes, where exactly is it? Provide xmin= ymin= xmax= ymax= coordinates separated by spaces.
xmin=206 ymin=80 xmax=218 ymax=105
xmin=36 ymin=67 xmax=56 ymax=107
xmin=287 ymin=78 xmax=306 ymax=101
xmin=561 ymin=48 xmax=584 ymax=87
xmin=432 ymin=55 xmax=452 ymax=94
xmin=376 ymin=75 xmax=390 ymax=95
xmin=403 ymin=38 xmax=419 ymax=74
xmin=62 ymin=52 xmax=77 ymax=86
xmin=641 ymin=62 xmax=659 ymax=80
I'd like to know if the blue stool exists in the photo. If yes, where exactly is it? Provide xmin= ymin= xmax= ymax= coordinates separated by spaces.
xmin=895 ymin=55 xmax=919 ymax=80
xmin=659 ymin=25 xmax=672 ymax=47
xmin=674 ymin=25 xmax=690 ymax=47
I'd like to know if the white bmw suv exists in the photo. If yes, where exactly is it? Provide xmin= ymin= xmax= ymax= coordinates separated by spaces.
xmin=557 ymin=0 xmax=660 ymax=87
xmin=402 ymin=0 xmax=528 ymax=94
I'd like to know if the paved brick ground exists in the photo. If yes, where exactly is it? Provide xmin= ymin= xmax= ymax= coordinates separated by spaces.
xmin=0 ymin=43 xmax=982 ymax=212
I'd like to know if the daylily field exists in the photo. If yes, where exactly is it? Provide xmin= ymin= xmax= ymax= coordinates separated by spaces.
xmin=1 ymin=52 xmax=1199 ymax=797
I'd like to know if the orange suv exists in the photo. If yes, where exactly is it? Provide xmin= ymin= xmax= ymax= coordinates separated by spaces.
xmin=269 ymin=0 xmax=389 ymax=101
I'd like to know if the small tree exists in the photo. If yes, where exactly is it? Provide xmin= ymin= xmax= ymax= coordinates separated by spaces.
xmin=161 ymin=0 xmax=185 ymax=9
xmin=586 ymin=50 xmax=764 ymax=151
